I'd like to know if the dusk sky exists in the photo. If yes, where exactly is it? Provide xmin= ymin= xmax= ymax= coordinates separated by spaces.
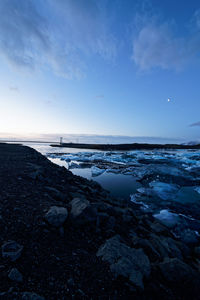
xmin=0 ymin=0 xmax=200 ymax=142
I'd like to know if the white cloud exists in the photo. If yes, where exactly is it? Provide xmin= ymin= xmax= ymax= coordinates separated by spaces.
xmin=132 ymin=11 xmax=200 ymax=71
xmin=193 ymin=9 xmax=200 ymax=30
xmin=0 ymin=0 xmax=116 ymax=79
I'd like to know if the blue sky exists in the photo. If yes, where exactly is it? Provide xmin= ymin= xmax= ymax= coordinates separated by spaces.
xmin=0 ymin=0 xmax=200 ymax=142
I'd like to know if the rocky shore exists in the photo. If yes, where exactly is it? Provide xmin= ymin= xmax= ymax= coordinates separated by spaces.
xmin=0 ymin=143 xmax=200 ymax=300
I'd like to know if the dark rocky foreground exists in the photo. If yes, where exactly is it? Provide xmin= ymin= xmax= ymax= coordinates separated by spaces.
xmin=51 ymin=142 xmax=200 ymax=151
xmin=0 ymin=143 xmax=200 ymax=300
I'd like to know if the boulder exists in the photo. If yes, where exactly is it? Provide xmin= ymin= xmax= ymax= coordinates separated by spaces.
xmin=179 ymin=229 xmax=199 ymax=246
xmin=131 ymin=237 xmax=161 ymax=262
xmin=97 ymin=235 xmax=151 ymax=289
xmin=45 ymin=206 xmax=68 ymax=227
xmin=158 ymin=258 xmax=199 ymax=286
xmin=70 ymin=198 xmax=90 ymax=218
xmin=8 ymin=268 xmax=23 ymax=282
xmin=2 ymin=240 xmax=23 ymax=261
xmin=21 ymin=292 xmax=45 ymax=300
xmin=148 ymin=234 xmax=183 ymax=260
xmin=194 ymin=246 xmax=200 ymax=257
xmin=159 ymin=236 xmax=183 ymax=260
xmin=45 ymin=186 xmax=67 ymax=201
xmin=150 ymin=221 xmax=169 ymax=235
xmin=70 ymin=198 xmax=97 ymax=225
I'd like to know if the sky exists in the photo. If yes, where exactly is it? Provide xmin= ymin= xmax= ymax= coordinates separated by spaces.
xmin=0 ymin=0 xmax=200 ymax=143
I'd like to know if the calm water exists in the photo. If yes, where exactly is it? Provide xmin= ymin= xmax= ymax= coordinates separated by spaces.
xmin=25 ymin=143 xmax=141 ymax=199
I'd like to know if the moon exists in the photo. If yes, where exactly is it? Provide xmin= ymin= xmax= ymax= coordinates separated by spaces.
xmin=167 ymin=98 xmax=171 ymax=102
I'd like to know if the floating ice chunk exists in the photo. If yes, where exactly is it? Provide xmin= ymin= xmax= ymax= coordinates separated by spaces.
xmin=61 ymin=154 xmax=78 ymax=161
xmin=137 ymin=187 xmax=147 ymax=194
xmin=152 ymin=155 xmax=167 ymax=160
xmin=69 ymin=162 xmax=80 ymax=169
xmin=178 ymin=213 xmax=196 ymax=221
xmin=130 ymin=194 xmax=149 ymax=211
xmin=149 ymin=181 xmax=179 ymax=200
xmin=194 ymin=187 xmax=200 ymax=194
xmin=175 ymin=186 xmax=200 ymax=204
xmin=91 ymin=166 xmax=105 ymax=177
xmin=155 ymin=165 xmax=183 ymax=176
xmin=106 ymin=168 xmax=121 ymax=174
xmin=62 ymin=157 xmax=71 ymax=162
xmin=153 ymin=210 xmax=180 ymax=228
xmin=132 ymin=166 xmax=152 ymax=179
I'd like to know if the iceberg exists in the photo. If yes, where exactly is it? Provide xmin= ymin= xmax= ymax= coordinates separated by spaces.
xmin=91 ymin=166 xmax=105 ymax=177
xmin=130 ymin=194 xmax=150 ymax=211
xmin=174 ymin=186 xmax=200 ymax=204
xmin=153 ymin=210 xmax=180 ymax=228
xmin=69 ymin=162 xmax=80 ymax=169
xmin=149 ymin=181 xmax=179 ymax=200
xmin=136 ymin=187 xmax=152 ymax=196
xmin=194 ymin=187 xmax=200 ymax=194
xmin=106 ymin=168 xmax=121 ymax=174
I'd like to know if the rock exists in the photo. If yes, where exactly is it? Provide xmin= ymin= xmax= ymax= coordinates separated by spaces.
xmin=110 ymin=257 xmax=144 ymax=288
xmin=2 ymin=240 xmax=23 ymax=261
xmin=45 ymin=186 xmax=67 ymax=201
xmin=150 ymin=221 xmax=169 ymax=235
xmin=28 ymin=170 xmax=42 ymax=180
xmin=45 ymin=206 xmax=68 ymax=227
xmin=70 ymin=198 xmax=90 ymax=217
xmin=161 ymin=237 xmax=183 ymax=259
xmin=8 ymin=268 xmax=23 ymax=282
xmin=106 ymin=216 xmax=116 ymax=230
xmin=194 ymin=246 xmax=200 ymax=256
xmin=21 ymin=292 xmax=45 ymax=300
xmin=70 ymin=198 xmax=97 ymax=225
xmin=97 ymin=235 xmax=151 ymax=289
xmin=131 ymin=237 xmax=161 ymax=262
xmin=67 ymin=277 xmax=75 ymax=286
xmin=147 ymin=234 xmax=183 ymax=260
xmin=179 ymin=229 xmax=199 ymax=246
xmin=158 ymin=258 xmax=199 ymax=285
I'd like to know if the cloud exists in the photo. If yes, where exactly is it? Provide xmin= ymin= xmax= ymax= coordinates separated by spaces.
xmin=132 ymin=10 xmax=200 ymax=71
xmin=96 ymin=95 xmax=104 ymax=99
xmin=9 ymin=86 xmax=19 ymax=92
xmin=190 ymin=121 xmax=200 ymax=127
xmin=48 ymin=0 xmax=117 ymax=60
xmin=0 ymin=0 xmax=116 ymax=79
xmin=193 ymin=9 xmax=200 ymax=30
xmin=0 ymin=0 xmax=49 ymax=70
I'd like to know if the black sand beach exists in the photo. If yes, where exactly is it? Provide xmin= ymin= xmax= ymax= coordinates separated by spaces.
xmin=0 ymin=143 xmax=200 ymax=299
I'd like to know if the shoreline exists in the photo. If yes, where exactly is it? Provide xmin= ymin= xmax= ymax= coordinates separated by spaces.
xmin=51 ymin=142 xmax=200 ymax=151
xmin=0 ymin=143 xmax=200 ymax=299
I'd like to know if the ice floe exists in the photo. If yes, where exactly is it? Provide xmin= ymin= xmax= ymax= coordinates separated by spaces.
xmin=174 ymin=186 xmax=200 ymax=204
xmin=47 ymin=149 xmax=200 ymax=234
xmin=149 ymin=181 xmax=179 ymax=200
xmin=194 ymin=187 xmax=200 ymax=194
xmin=153 ymin=210 xmax=180 ymax=228
xmin=130 ymin=194 xmax=150 ymax=211
xmin=91 ymin=166 xmax=105 ymax=177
